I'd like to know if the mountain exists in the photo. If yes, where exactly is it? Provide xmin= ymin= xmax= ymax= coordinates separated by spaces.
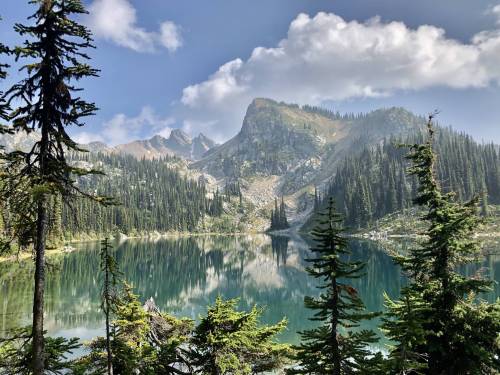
xmin=0 ymin=131 xmax=40 ymax=152
xmin=112 ymin=130 xmax=216 ymax=160
xmin=192 ymin=98 xmax=424 ymax=189
xmin=83 ymin=141 xmax=111 ymax=153
xmin=2 ymin=98 xmax=497 ymax=233
xmin=0 ymin=130 xmax=217 ymax=161
xmin=304 ymin=127 xmax=500 ymax=231
xmin=186 ymin=98 xmax=429 ymax=229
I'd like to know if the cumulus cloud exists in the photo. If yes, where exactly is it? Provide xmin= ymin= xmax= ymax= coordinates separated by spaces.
xmin=159 ymin=21 xmax=183 ymax=52
xmin=180 ymin=12 xmax=500 ymax=140
xmin=492 ymin=5 xmax=500 ymax=25
xmin=75 ymin=107 xmax=175 ymax=146
xmin=86 ymin=0 xmax=182 ymax=53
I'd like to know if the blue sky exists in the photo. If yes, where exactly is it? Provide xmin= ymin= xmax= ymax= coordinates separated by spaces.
xmin=1 ymin=0 xmax=500 ymax=144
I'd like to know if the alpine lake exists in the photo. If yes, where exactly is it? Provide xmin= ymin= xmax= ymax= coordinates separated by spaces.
xmin=1 ymin=234 xmax=499 ymax=351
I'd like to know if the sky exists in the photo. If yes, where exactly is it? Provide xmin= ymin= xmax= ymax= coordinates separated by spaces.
xmin=1 ymin=0 xmax=500 ymax=145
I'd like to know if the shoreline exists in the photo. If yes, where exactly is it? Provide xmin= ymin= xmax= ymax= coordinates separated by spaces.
xmin=2 ymin=227 xmax=499 ymax=264
xmin=0 ymin=230 xmax=262 ymax=263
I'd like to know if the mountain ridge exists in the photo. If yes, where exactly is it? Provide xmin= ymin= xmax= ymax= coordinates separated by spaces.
xmin=83 ymin=131 xmax=217 ymax=160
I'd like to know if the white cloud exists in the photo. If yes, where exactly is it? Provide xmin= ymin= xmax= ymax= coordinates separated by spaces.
xmin=180 ymin=12 xmax=500 ymax=140
xmin=492 ymin=5 xmax=500 ymax=25
xmin=75 ymin=107 xmax=175 ymax=146
xmin=73 ymin=132 xmax=104 ymax=145
xmin=159 ymin=21 xmax=183 ymax=52
xmin=86 ymin=0 xmax=182 ymax=53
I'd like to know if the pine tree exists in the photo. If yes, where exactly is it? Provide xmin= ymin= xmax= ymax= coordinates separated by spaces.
xmin=189 ymin=296 xmax=291 ymax=374
xmin=1 ymin=1 xmax=110 ymax=372
xmin=383 ymin=116 xmax=500 ymax=374
xmin=0 ymin=327 xmax=81 ymax=374
xmin=288 ymin=198 xmax=382 ymax=375
xmin=269 ymin=197 xmax=290 ymax=231
xmin=0 ymin=17 xmax=10 ymax=133
xmin=100 ymin=238 xmax=121 ymax=375
xmin=280 ymin=196 xmax=289 ymax=228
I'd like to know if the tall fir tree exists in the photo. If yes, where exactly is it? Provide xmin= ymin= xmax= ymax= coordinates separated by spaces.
xmin=382 ymin=116 xmax=500 ymax=374
xmin=288 ymin=198 xmax=382 ymax=375
xmin=1 ymin=1 xmax=110 ymax=372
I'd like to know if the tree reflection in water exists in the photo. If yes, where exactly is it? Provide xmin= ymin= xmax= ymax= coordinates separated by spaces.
xmin=0 ymin=235 xmax=498 ymax=346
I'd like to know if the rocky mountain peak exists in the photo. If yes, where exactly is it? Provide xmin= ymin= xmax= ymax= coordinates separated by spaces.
xmin=168 ymin=129 xmax=191 ymax=146
xmin=110 ymin=131 xmax=216 ymax=160
xmin=192 ymin=98 xmax=425 ymax=186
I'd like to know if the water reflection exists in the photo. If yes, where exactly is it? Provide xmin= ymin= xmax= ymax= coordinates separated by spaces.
xmin=0 ymin=235 xmax=498 ymax=345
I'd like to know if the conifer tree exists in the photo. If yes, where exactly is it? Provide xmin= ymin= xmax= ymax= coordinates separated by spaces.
xmin=100 ymin=238 xmax=121 ymax=375
xmin=189 ymin=296 xmax=291 ymax=374
xmin=269 ymin=196 xmax=290 ymax=231
xmin=1 ymin=1 xmax=110 ymax=372
xmin=288 ymin=198 xmax=382 ymax=375
xmin=0 ymin=327 xmax=81 ymax=374
xmin=383 ymin=116 xmax=500 ymax=374
xmin=0 ymin=17 xmax=10 ymax=133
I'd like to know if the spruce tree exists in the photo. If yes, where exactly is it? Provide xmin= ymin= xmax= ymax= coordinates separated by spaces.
xmin=288 ymin=198 xmax=382 ymax=375
xmin=383 ymin=116 xmax=500 ymax=374
xmin=189 ymin=296 xmax=291 ymax=374
xmin=1 ymin=1 xmax=109 ymax=372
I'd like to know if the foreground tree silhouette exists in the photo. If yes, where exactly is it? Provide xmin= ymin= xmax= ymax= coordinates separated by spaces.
xmin=383 ymin=116 xmax=500 ymax=374
xmin=2 ymin=1 xmax=110 ymax=372
xmin=288 ymin=198 xmax=382 ymax=375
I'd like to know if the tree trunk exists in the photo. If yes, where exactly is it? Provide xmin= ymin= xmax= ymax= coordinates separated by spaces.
xmin=106 ymin=307 xmax=113 ymax=375
xmin=104 ymin=249 xmax=114 ymax=375
xmin=33 ymin=83 xmax=50 ymax=373
xmin=32 ymin=196 xmax=48 ymax=374
xmin=332 ymin=273 xmax=341 ymax=375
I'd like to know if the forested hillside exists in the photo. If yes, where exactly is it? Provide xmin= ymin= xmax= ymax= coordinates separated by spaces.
xmin=61 ymin=152 xmax=225 ymax=237
xmin=306 ymin=126 xmax=500 ymax=229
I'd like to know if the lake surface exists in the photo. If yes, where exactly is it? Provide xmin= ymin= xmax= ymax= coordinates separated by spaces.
xmin=0 ymin=234 xmax=499 ymax=348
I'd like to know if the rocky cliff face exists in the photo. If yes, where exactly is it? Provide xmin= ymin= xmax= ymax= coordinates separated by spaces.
xmin=192 ymin=98 xmax=424 ymax=190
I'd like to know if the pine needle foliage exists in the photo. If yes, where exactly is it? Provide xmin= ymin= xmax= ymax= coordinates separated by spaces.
xmin=382 ymin=116 xmax=500 ymax=374
xmin=189 ymin=296 xmax=291 ymax=375
xmin=0 ymin=17 xmax=11 ymax=131
xmin=288 ymin=198 xmax=382 ymax=375
xmin=0 ymin=327 xmax=81 ymax=374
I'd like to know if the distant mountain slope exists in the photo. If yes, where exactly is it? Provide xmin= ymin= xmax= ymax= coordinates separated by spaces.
xmin=99 ymin=130 xmax=217 ymax=160
xmin=0 ymin=131 xmax=40 ymax=152
xmin=303 ymin=126 xmax=500 ymax=231
xmin=192 ymin=98 xmax=424 ymax=192
xmin=0 ymin=129 xmax=217 ymax=161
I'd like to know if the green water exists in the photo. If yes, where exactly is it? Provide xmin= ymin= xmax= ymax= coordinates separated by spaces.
xmin=0 ymin=234 xmax=499 ymax=347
